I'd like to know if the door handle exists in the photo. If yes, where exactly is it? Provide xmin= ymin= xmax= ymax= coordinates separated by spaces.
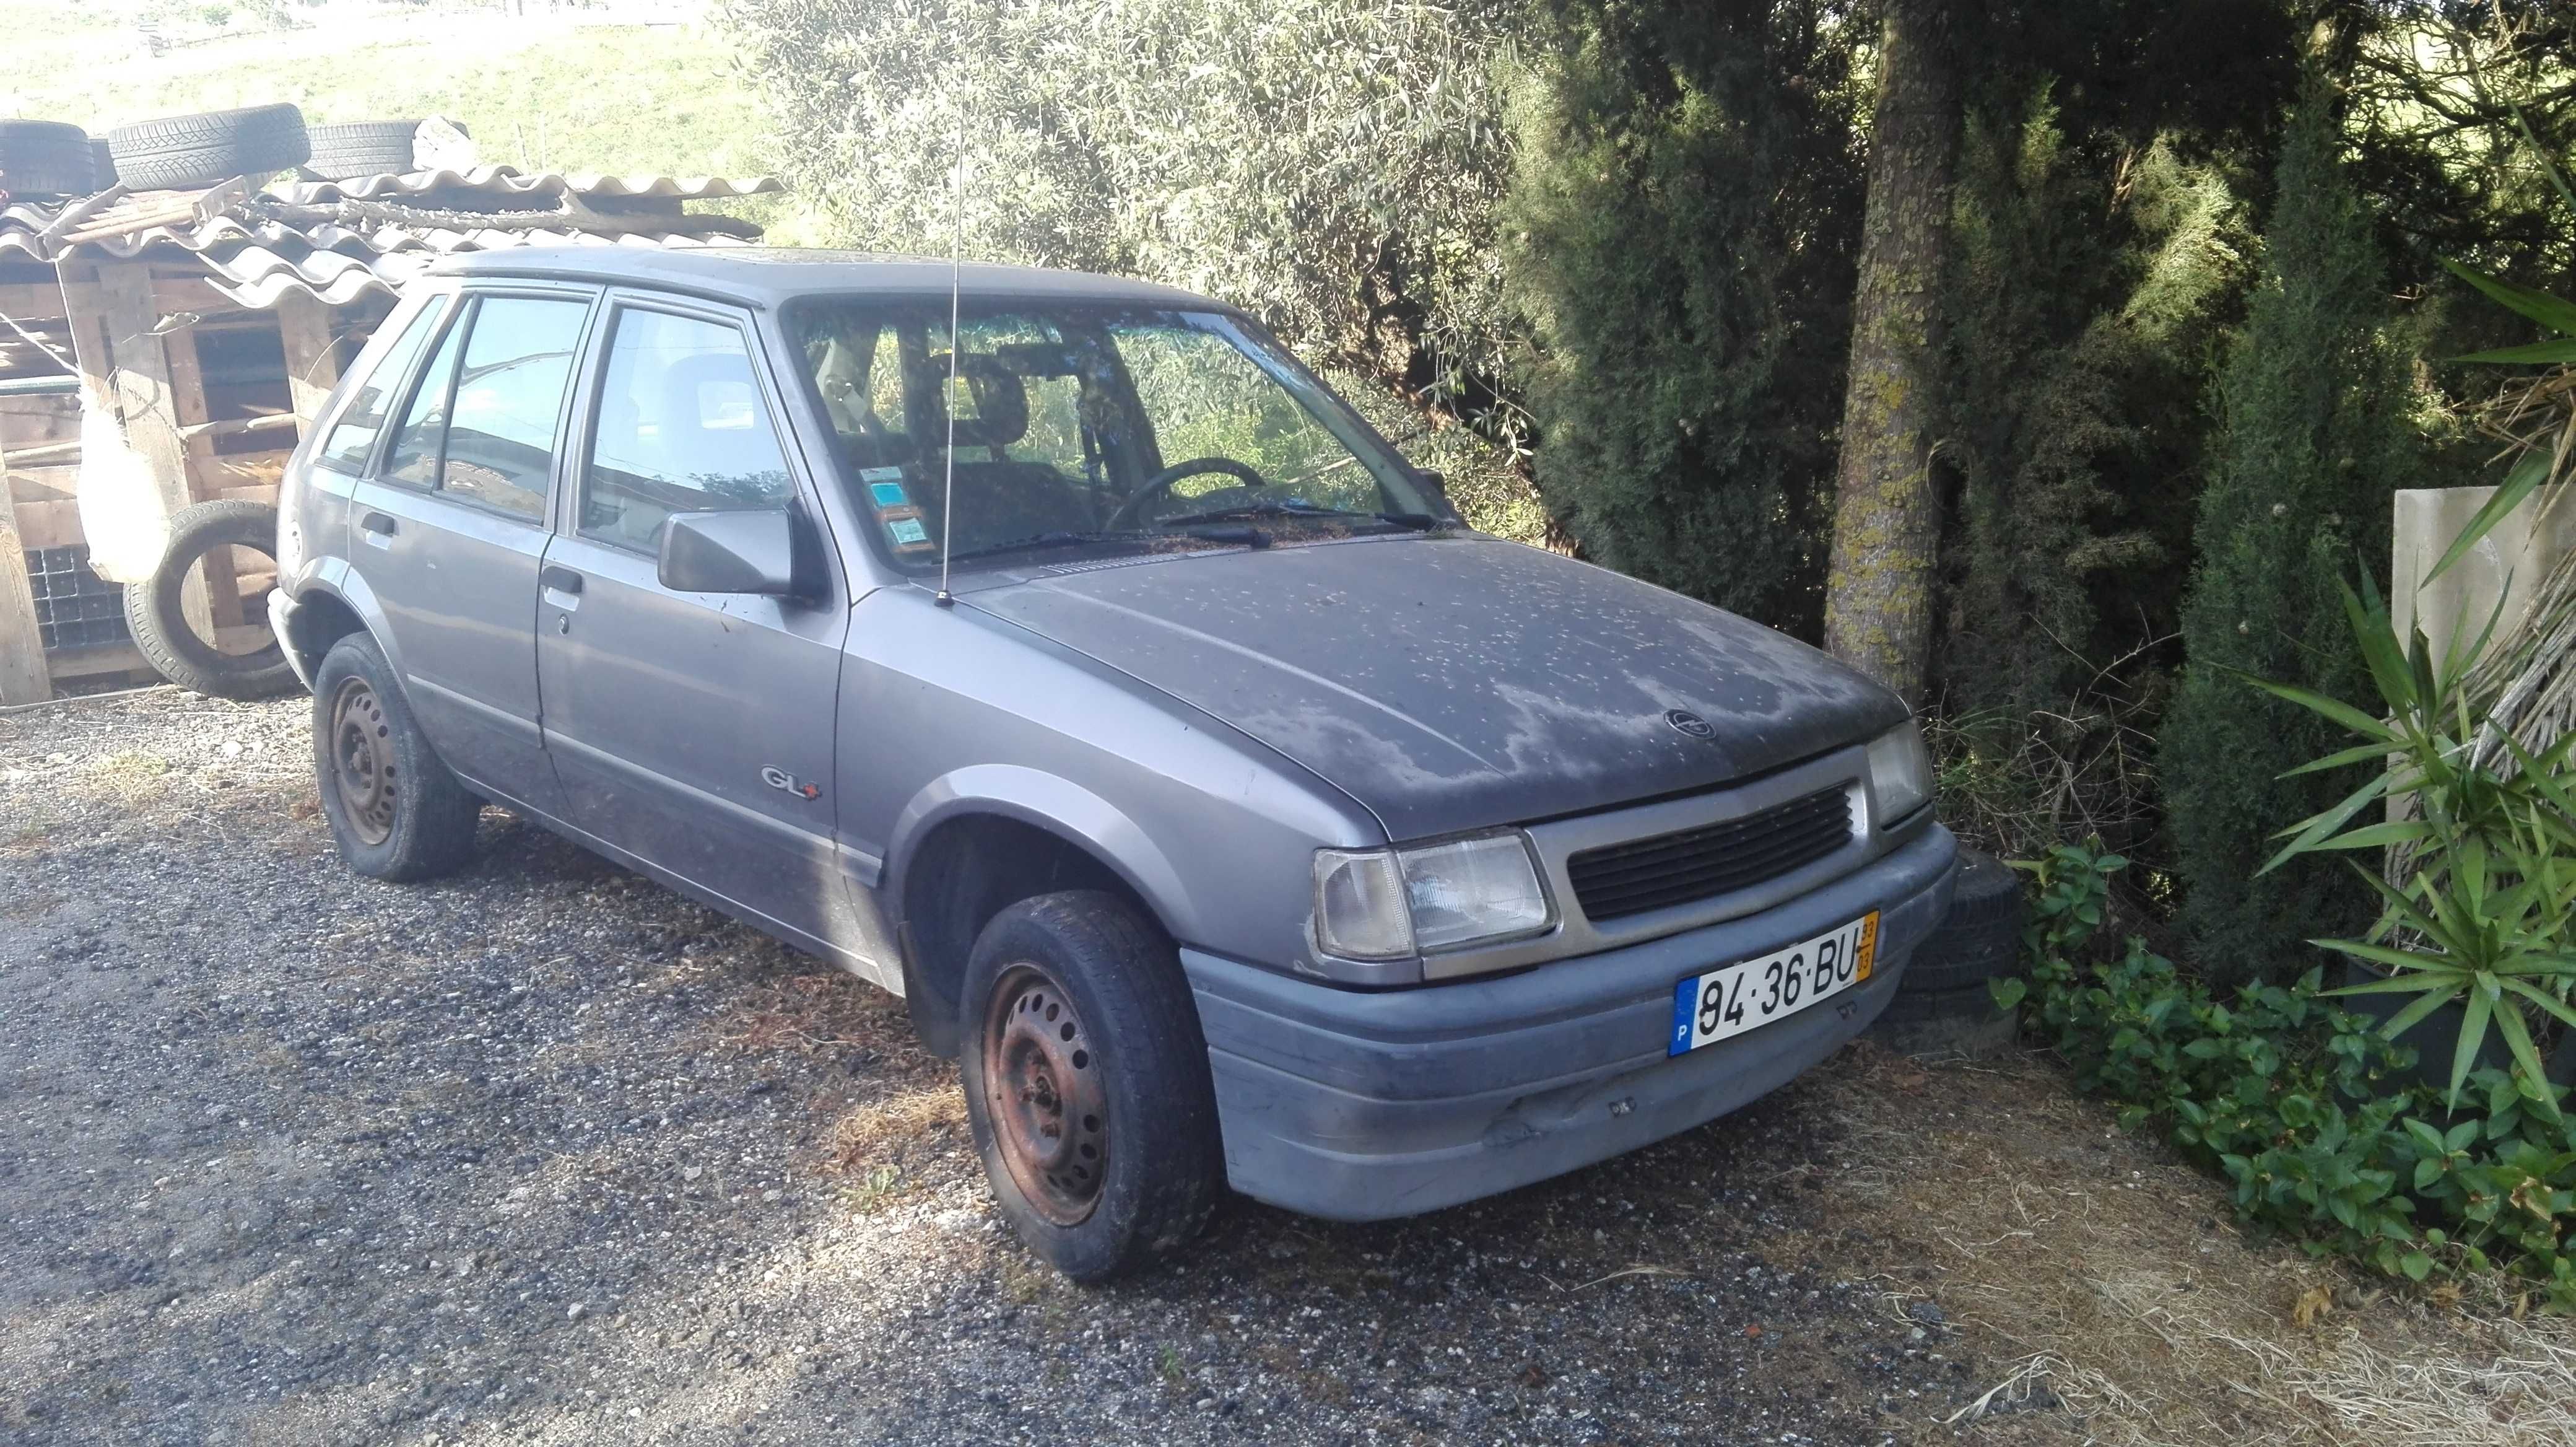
xmin=539 ymin=565 xmax=584 ymax=595
xmin=360 ymin=511 xmax=396 ymax=536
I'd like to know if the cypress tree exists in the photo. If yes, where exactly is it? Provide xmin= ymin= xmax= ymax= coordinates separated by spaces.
xmin=2160 ymin=74 xmax=2424 ymax=986
xmin=1502 ymin=1 xmax=1865 ymax=633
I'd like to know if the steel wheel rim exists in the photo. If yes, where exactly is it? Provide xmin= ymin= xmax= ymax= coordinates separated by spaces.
xmin=329 ymin=676 xmax=398 ymax=847
xmin=981 ymin=963 xmax=1108 ymax=1225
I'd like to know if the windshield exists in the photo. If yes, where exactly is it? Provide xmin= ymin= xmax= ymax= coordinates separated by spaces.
xmin=782 ymin=300 xmax=1435 ymax=569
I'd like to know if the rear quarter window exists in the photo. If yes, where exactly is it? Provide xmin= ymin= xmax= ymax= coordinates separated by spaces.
xmin=315 ymin=297 xmax=448 ymax=474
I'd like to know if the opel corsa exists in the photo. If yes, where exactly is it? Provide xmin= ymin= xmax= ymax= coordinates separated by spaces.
xmin=269 ymin=249 xmax=1959 ymax=1280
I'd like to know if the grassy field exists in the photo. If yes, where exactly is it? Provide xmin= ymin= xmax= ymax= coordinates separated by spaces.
xmin=1 ymin=2 xmax=812 ymax=233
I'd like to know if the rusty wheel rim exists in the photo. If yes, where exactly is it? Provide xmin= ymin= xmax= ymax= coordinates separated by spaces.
xmin=981 ymin=963 xmax=1108 ymax=1226
xmin=329 ymin=676 xmax=398 ymax=847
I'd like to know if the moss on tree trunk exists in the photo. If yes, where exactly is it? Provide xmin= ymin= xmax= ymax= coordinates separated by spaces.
xmin=1824 ymin=0 xmax=1961 ymax=702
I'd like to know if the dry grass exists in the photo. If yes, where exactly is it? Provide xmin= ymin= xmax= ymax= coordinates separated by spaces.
xmin=827 ymin=1085 xmax=967 ymax=1174
xmin=1804 ymin=1043 xmax=2576 ymax=1446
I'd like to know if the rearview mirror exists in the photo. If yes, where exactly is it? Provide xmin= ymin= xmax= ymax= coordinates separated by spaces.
xmin=658 ymin=510 xmax=806 ymax=597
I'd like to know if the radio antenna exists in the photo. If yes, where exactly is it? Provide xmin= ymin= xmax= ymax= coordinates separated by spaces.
xmin=934 ymin=113 xmax=965 ymax=607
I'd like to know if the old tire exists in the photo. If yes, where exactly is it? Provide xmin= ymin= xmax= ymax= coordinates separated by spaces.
xmin=123 ymin=499 xmax=299 ymax=700
xmin=1896 ymin=849 xmax=2024 ymax=994
xmin=303 ymin=120 xmax=420 ymax=180
xmin=311 ymin=631 xmax=482 ymax=881
xmin=960 ymin=891 xmax=1222 ymax=1283
xmin=0 ymin=119 xmax=98 ymax=198
xmin=107 ymin=103 xmax=309 ymax=190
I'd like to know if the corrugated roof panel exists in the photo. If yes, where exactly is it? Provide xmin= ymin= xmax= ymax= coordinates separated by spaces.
xmin=273 ymin=167 xmax=780 ymax=204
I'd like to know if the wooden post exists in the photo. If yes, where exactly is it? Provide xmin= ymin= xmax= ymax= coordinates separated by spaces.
xmin=159 ymin=315 xmax=243 ymax=628
xmin=276 ymin=291 xmax=342 ymax=430
xmin=63 ymin=258 xmax=211 ymax=639
xmin=0 ymin=414 xmax=53 ymax=705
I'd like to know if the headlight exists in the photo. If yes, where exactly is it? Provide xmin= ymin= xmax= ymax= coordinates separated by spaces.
xmin=1866 ymin=721 xmax=1934 ymax=824
xmin=1313 ymin=831 xmax=1551 ymax=960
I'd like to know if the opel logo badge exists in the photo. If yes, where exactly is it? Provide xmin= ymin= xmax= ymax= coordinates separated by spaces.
xmin=1664 ymin=709 xmax=1715 ymax=740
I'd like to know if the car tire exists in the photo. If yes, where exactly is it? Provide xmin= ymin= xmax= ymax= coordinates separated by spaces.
xmin=959 ymin=890 xmax=1222 ymax=1283
xmin=302 ymin=120 xmax=420 ymax=180
xmin=107 ymin=103 xmax=309 ymax=190
xmin=0 ymin=119 xmax=98 ymax=198
xmin=123 ymin=499 xmax=300 ymax=700
xmin=311 ymin=631 xmax=482 ymax=882
xmin=1894 ymin=849 xmax=2024 ymax=994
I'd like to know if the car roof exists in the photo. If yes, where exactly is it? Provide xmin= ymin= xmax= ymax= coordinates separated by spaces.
xmin=427 ymin=247 xmax=1237 ymax=313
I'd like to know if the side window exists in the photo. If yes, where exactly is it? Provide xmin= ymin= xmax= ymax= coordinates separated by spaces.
xmin=315 ymin=297 xmax=446 ymax=474
xmin=583 ymin=308 xmax=794 ymax=552
xmin=383 ymin=308 xmax=466 ymax=490
xmin=437 ymin=297 xmax=588 ymax=520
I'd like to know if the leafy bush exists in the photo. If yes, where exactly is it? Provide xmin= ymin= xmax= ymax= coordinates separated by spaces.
xmin=717 ymin=0 xmax=1523 ymax=431
xmin=2003 ymin=841 xmax=2576 ymax=1307
xmin=1499 ymin=0 xmax=1865 ymax=629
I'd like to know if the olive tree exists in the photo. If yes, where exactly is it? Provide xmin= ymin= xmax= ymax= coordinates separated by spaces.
xmin=718 ymin=0 xmax=1526 ymax=438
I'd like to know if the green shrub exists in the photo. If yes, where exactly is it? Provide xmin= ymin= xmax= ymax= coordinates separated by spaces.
xmin=1938 ymin=101 xmax=2255 ymax=725
xmin=1499 ymin=0 xmax=1865 ymax=631
xmin=2159 ymin=76 xmax=2430 ymax=986
xmin=2003 ymin=841 xmax=2576 ymax=1306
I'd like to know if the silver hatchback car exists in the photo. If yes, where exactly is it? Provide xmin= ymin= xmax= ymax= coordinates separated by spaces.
xmin=270 ymin=248 xmax=1958 ymax=1280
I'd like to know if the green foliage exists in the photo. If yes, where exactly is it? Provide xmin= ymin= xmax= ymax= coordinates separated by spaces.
xmin=2252 ymin=572 xmax=2576 ymax=1105
xmin=2006 ymin=841 xmax=2576 ymax=1308
xmin=1937 ymin=101 xmax=2256 ymax=724
xmin=2160 ymin=77 xmax=2432 ymax=986
xmin=1499 ymin=0 xmax=1864 ymax=629
xmin=717 ymin=0 xmax=1523 ymax=425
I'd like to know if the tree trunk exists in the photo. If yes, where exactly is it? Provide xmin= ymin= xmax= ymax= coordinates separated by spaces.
xmin=1822 ymin=0 xmax=1961 ymax=704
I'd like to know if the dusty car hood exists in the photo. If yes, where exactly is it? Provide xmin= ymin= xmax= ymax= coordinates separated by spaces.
xmin=961 ymin=536 xmax=1910 ymax=840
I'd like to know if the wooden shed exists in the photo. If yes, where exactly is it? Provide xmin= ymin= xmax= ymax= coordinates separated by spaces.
xmin=0 ymin=162 xmax=780 ymax=704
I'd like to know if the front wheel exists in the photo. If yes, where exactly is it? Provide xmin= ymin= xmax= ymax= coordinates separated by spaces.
xmin=959 ymin=891 xmax=1222 ymax=1282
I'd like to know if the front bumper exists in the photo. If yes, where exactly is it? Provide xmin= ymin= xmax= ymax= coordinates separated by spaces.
xmin=1184 ymin=823 xmax=1958 ymax=1221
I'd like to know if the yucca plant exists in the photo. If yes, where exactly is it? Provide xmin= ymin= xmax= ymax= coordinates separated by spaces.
xmin=2253 ymin=573 xmax=2576 ymax=1107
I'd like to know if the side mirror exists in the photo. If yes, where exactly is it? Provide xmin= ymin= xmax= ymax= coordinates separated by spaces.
xmin=658 ymin=509 xmax=805 ymax=597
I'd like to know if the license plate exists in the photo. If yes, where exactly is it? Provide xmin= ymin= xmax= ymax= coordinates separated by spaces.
xmin=1668 ymin=911 xmax=1879 ymax=1056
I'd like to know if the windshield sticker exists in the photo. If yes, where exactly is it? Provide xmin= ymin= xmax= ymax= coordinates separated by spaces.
xmin=878 ymin=505 xmax=934 ymax=551
xmin=859 ymin=466 xmax=906 ymax=485
xmin=868 ymin=480 xmax=909 ymax=508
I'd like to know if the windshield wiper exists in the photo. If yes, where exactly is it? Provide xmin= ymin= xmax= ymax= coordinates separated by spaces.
xmin=938 ymin=530 xmax=1148 ymax=564
xmin=1153 ymin=500 xmax=1443 ymax=531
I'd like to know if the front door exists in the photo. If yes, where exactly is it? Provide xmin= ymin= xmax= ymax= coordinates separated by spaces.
xmin=347 ymin=287 xmax=595 ymax=819
xmin=533 ymin=298 xmax=851 ymax=948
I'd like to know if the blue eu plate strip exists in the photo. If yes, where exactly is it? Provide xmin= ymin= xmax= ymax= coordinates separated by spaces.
xmin=1669 ymin=978 xmax=1696 ymax=1056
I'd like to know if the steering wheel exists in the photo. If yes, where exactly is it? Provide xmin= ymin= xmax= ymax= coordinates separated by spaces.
xmin=1103 ymin=456 xmax=1270 ymax=530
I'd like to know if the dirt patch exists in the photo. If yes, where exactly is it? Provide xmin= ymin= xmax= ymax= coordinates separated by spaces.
xmin=1795 ymin=1044 xmax=2576 ymax=1445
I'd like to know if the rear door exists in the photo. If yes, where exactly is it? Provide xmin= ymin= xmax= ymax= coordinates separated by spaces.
xmin=347 ymin=285 xmax=596 ymax=820
xmin=533 ymin=294 xmax=853 ymax=948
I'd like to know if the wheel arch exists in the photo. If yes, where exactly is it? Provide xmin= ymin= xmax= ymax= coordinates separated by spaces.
xmin=886 ymin=767 xmax=1202 ymax=1057
xmin=281 ymin=564 xmax=398 ymax=684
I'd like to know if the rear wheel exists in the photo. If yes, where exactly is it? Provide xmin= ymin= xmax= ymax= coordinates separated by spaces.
xmin=311 ymin=632 xmax=481 ymax=881
xmin=959 ymin=891 xmax=1221 ymax=1282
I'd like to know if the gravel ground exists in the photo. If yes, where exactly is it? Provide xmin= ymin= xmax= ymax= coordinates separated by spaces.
xmin=2 ymin=689 xmax=2043 ymax=1446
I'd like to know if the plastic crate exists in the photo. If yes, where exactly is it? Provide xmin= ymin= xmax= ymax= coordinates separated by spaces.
xmin=25 ymin=545 xmax=131 ymax=652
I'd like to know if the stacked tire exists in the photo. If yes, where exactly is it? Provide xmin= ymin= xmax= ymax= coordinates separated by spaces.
xmin=302 ymin=120 xmax=423 ymax=180
xmin=105 ymin=103 xmax=309 ymax=190
xmin=0 ymin=118 xmax=102 ymax=199
xmin=1872 ymin=849 xmax=2025 ymax=1058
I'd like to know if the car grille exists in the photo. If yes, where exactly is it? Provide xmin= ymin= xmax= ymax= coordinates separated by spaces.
xmin=1565 ymin=784 xmax=1854 ymax=922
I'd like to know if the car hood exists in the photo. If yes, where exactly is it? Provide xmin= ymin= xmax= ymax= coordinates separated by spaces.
xmin=960 ymin=536 xmax=1910 ymax=840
